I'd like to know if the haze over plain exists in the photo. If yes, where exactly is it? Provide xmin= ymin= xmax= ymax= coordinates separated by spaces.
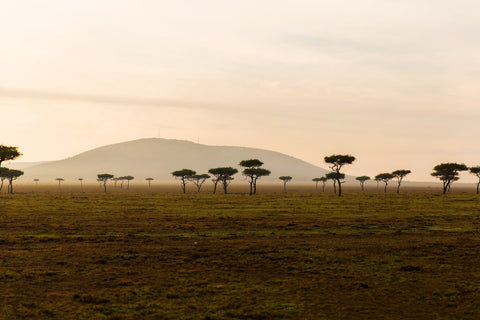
xmin=1 ymin=1 xmax=479 ymax=182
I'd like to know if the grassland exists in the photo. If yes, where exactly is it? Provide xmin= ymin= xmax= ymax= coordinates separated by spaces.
xmin=1 ymin=192 xmax=480 ymax=319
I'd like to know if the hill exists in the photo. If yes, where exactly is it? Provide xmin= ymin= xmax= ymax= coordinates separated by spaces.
xmin=19 ymin=138 xmax=333 ymax=182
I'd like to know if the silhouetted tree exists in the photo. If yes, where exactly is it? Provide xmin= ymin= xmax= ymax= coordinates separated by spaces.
xmin=56 ymin=178 xmax=64 ymax=187
xmin=312 ymin=177 xmax=322 ymax=191
xmin=319 ymin=176 xmax=327 ymax=192
xmin=208 ymin=167 xmax=238 ymax=194
xmin=356 ymin=176 xmax=370 ymax=191
xmin=0 ymin=145 xmax=22 ymax=167
xmin=97 ymin=174 xmax=114 ymax=193
xmin=325 ymin=172 xmax=344 ymax=194
xmin=431 ymin=163 xmax=468 ymax=194
xmin=469 ymin=166 xmax=480 ymax=194
xmin=239 ymin=159 xmax=271 ymax=195
xmin=124 ymin=176 xmax=134 ymax=189
xmin=279 ymin=176 xmax=292 ymax=193
xmin=3 ymin=169 xmax=24 ymax=194
xmin=189 ymin=174 xmax=210 ymax=193
xmin=172 ymin=169 xmax=196 ymax=193
xmin=0 ymin=167 xmax=10 ymax=192
xmin=34 ymin=178 xmax=39 ymax=186
xmin=146 ymin=177 xmax=154 ymax=189
xmin=324 ymin=154 xmax=355 ymax=197
xmin=392 ymin=170 xmax=411 ymax=194
xmin=78 ymin=178 xmax=84 ymax=190
xmin=375 ymin=173 xmax=394 ymax=193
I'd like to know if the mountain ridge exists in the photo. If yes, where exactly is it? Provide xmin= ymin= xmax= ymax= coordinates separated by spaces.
xmin=18 ymin=138 xmax=335 ymax=182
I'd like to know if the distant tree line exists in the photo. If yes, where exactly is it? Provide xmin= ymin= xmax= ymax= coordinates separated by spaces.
xmin=3 ymin=144 xmax=480 ymax=195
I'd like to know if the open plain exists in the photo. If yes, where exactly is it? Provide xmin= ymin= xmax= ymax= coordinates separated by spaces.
xmin=1 ymin=189 xmax=480 ymax=319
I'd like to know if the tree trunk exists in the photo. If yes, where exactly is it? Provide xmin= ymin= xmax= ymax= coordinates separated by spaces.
xmin=315 ymin=182 xmax=318 ymax=191
xmin=223 ymin=180 xmax=228 ymax=194
xmin=283 ymin=182 xmax=287 ymax=193
xmin=249 ymin=180 xmax=253 ymax=195
xmin=384 ymin=182 xmax=388 ymax=193
xmin=477 ymin=180 xmax=480 ymax=194
xmin=103 ymin=181 xmax=107 ymax=193
xmin=396 ymin=181 xmax=401 ymax=194
xmin=322 ymin=182 xmax=325 ymax=193
xmin=253 ymin=178 xmax=258 ymax=195
xmin=333 ymin=180 xmax=337 ymax=194
xmin=360 ymin=182 xmax=364 ymax=191
xmin=213 ymin=181 xmax=218 ymax=194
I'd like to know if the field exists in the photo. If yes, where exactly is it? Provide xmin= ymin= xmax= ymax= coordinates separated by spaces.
xmin=1 ymin=190 xmax=480 ymax=319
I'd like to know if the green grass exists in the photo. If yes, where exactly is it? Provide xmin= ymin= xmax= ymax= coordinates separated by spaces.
xmin=1 ymin=193 xmax=480 ymax=319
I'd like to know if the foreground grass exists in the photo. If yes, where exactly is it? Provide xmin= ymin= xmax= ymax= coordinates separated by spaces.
xmin=0 ymin=193 xmax=480 ymax=319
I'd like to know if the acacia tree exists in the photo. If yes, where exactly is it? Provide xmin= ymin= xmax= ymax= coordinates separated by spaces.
xmin=56 ymin=178 xmax=65 ymax=187
xmin=4 ymin=169 xmax=23 ymax=194
xmin=392 ymin=169 xmax=411 ymax=194
xmin=124 ymin=176 xmax=134 ymax=189
xmin=312 ymin=177 xmax=322 ymax=191
xmin=208 ymin=167 xmax=238 ymax=194
xmin=324 ymin=154 xmax=355 ymax=197
xmin=146 ymin=177 xmax=154 ymax=189
xmin=0 ymin=167 xmax=10 ymax=192
xmin=431 ymin=163 xmax=468 ymax=194
xmin=469 ymin=166 xmax=480 ymax=194
xmin=0 ymin=145 xmax=22 ymax=167
xmin=356 ymin=176 xmax=370 ymax=191
xmin=97 ymin=173 xmax=114 ymax=193
xmin=375 ymin=173 xmax=394 ymax=193
xmin=172 ymin=169 xmax=196 ymax=193
xmin=239 ymin=159 xmax=271 ymax=195
xmin=325 ymin=172 xmax=344 ymax=194
xmin=34 ymin=178 xmax=39 ymax=186
xmin=279 ymin=176 xmax=292 ymax=193
xmin=189 ymin=174 xmax=210 ymax=193
xmin=78 ymin=178 xmax=84 ymax=190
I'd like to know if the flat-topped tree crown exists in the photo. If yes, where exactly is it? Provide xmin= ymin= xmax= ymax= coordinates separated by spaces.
xmin=172 ymin=169 xmax=196 ymax=193
xmin=431 ymin=163 xmax=468 ymax=194
xmin=3 ymin=168 xmax=24 ymax=194
xmin=240 ymin=159 xmax=270 ymax=195
xmin=279 ymin=176 xmax=292 ymax=193
xmin=97 ymin=173 xmax=114 ymax=193
xmin=239 ymin=159 xmax=264 ymax=168
xmin=0 ymin=145 xmax=22 ymax=167
xmin=392 ymin=169 xmax=411 ymax=193
xmin=375 ymin=173 xmax=394 ymax=193
xmin=469 ymin=166 xmax=480 ymax=194
xmin=356 ymin=176 xmax=370 ymax=191
xmin=324 ymin=154 xmax=355 ymax=197
xmin=208 ymin=167 xmax=238 ymax=194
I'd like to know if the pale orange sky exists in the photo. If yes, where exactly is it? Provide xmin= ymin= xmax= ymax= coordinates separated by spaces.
xmin=1 ymin=0 xmax=479 ymax=182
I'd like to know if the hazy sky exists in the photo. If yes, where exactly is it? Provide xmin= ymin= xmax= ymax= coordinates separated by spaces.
xmin=1 ymin=0 xmax=479 ymax=181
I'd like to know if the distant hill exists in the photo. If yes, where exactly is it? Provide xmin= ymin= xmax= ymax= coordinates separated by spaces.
xmin=18 ymin=138 xmax=335 ymax=182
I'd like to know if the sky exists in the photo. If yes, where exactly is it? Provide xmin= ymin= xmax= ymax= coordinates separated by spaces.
xmin=1 ymin=0 xmax=479 ymax=182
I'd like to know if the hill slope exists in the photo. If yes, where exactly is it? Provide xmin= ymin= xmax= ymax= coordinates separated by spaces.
xmin=20 ymin=138 xmax=332 ymax=182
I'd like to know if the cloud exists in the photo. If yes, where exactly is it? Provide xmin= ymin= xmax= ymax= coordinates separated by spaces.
xmin=0 ymin=87 xmax=211 ymax=111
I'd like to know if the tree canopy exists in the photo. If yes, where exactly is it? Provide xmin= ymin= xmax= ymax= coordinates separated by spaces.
xmin=97 ymin=173 xmax=114 ymax=193
xmin=278 ymin=176 xmax=292 ymax=193
xmin=324 ymin=154 xmax=355 ymax=196
xmin=375 ymin=173 xmax=394 ymax=193
xmin=172 ymin=169 xmax=196 ymax=193
xmin=392 ymin=169 xmax=411 ymax=194
xmin=431 ymin=163 xmax=468 ymax=194
xmin=469 ymin=166 xmax=480 ymax=194
xmin=0 ymin=145 xmax=22 ymax=167
xmin=189 ymin=174 xmax=210 ymax=193
xmin=355 ymin=176 xmax=370 ymax=191
xmin=240 ymin=159 xmax=270 ymax=195
xmin=1 ymin=168 xmax=24 ymax=194
xmin=208 ymin=167 xmax=238 ymax=194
